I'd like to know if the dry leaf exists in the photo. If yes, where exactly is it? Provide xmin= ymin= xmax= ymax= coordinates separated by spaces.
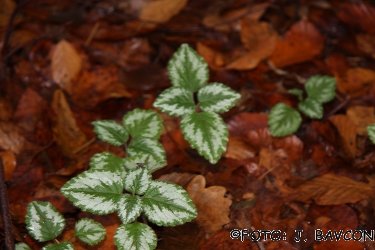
xmin=0 ymin=122 xmax=25 ymax=154
xmin=224 ymin=135 xmax=255 ymax=160
xmin=0 ymin=150 xmax=16 ymax=181
xmin=329 ymin=115 xmax=357 ymax=158
xmin=72 ymin=66 xmax=131 ymax=107
xmin=13 ymin=88 xmax=48 ymax=133
xmin=197 ymin=42 xmax=225 ymax=69
xmin=336 ymin=1 xmax=375 ymax=34
xmin=346 ymin=106 xmax=375 ymax=136
xmin=226 ymin=20 xmax=277 ymax=70
xmin=356 ymin=33 xmax=375 ymax=59
xmin=336 ymin=67 xmax=375 ymax=97
xmin=269 ymin=18 xmax=324 ymax=68
xmin=293 ymin=173 xmax=374 ymax=205
xmin=140 ymin=0 xmax=188 ymax=24
xmin=187 ymin=175 xmax=232 ymax=234
xmin=52 ymin=89 xmax=87 ymax=158
xmin=51 ymin=40 xmax=82 ymax=93
xmin=0 ymin=0 xmax=15 ymax=28
xmin=0 ymin=97 xmax=13 ymax=121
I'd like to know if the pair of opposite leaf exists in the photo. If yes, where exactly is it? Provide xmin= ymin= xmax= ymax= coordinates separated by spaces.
xmin=269 ymin=75 xmax=336 ymax=137
xmin=153 ymin=43 xmax=241 ymax=164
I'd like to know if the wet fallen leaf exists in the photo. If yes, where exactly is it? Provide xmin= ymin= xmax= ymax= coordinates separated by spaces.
xmin=0 ymin=150 xmax=16 ymax=181
xmin=226 ymin=20 xmax=277 ymax=70
xmin=329 ymin=115 xmax=357 ymax=158
xmin=52 ymin=89 xmax=87 ymax=158
xmin=0 ymin=121 xmax=25 ymax=154
xmin=336 ymin=67 xmax=375 ymax=97
xmin=187 ymin=175 xmax=232 ymax=235
xmin=269 ymin=18 xmax=324 ymax=68
xmin=0 ymin=97 xmax=13 ymax=121
xmin=293 ymin=173 xmax=374 ymax=205
xmin=227 ymin=112 xmax=268 ymax=136
xmin=346 ymin=106 xmax=375 ymax=136
xmin=51 ymin=40 xmax=82 ymax=93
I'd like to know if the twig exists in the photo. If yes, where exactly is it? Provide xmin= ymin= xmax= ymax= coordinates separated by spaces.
xmin=85 ymin=22 xmax=100 ymax=47
xmin=0 ymin=158 xmax=15 ymax=250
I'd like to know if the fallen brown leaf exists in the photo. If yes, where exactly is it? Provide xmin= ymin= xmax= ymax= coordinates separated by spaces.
xmin=269 ymin=18 xmax=324 ymax=68
xmin=329 ymin=115 xmax=357 ymax=158
xmin=72 ymin=66 xmax=131 ymax=107
xmin=187 ymin=175 xmax=232 ymax=235
xmin=0 ymin=150 xmax=16 ymax=181
xmin=0 ymin=121 xmax=25 ymax=154
xmin=13 ymin=88 xmax=48 ymax=133
xmin=224 ymin=135 xmax=255 ymax=160
xmin=52 ymin=89 xmax=87 ymax=158
xmin=336 ymin=67 xmax=375 ymax=97
xmin=346 ymin=106 xmax=375 ymax=136
xmin=197 ymin=42 xmax=225 ymax=69
xmin=51 ymin=40 xmax=82 ymax=93
xmin=226 ymin=20 xmax=277 ymax=70
xmin=292 ymin=173 xmax=374 ymax=205
xmin=140 ymin=0 xmax=188 ymax=24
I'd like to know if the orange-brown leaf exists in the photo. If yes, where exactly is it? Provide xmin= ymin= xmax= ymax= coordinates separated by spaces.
xmin=293 ymin=173 xmax=374 ymax=205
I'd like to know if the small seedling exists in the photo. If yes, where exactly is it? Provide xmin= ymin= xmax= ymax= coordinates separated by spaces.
xmin=268 ymin=75 xmax=336 ymax=136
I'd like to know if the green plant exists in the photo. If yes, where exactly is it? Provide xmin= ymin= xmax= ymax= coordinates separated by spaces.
xmin=268 ymin=75 xmax=336 ymax=136
xmin=15 ymin=201 xmax=106 ymax=249
xmin=366 ymin=123 xmax=375 ymax=144
xmin=18 ymin=44 xmax=240 ymax=250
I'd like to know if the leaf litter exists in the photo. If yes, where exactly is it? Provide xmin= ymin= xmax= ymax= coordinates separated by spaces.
xmin=2 ymin=1 xmax=375 ymax=249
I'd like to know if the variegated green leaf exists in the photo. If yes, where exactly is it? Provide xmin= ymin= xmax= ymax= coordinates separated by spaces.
xmin=288 ymin=88 xmax=303 ymax=101
xmin=123 ymin=109 xmax=163 ymax=139
xmin=74 ymin=218 xmax=106 ymax=246
xmin=15 ymin=242 xmax=32 ymax=250
xmin=268 ymin=103 xmax=302 ymax=137
xmin=128 ymin=138 xmax=166 ymax=163
xmin=198 ymin=83 xmax=240 ymax=113
xmin=114 ymin=222 xmax=157 ymax=250
xmin=117 ymin=194 xmax=143 ymax=224
xmin=90 ymin=152 xmax=126 ymax=178
xmin=123 ymin=154 xmax=166 ymax=172
xmin=143 ymin=180 xmax=197 ymax=226
xmin=92 ymin=120 xmax=128 ymax=146
xmin=42 ymin=242 xmax=74 ymax=250
xmin=180 ymin=112 xmax=228 ymax=164
xmin=168 ymin=43 xmax=208 ymax=92
xmin=367 ymin=123 xmax=375 ymax=144
xmin=124 ymin=168 xmax=151 ymax=195
xmin=61 ymin=170 xmax=123 ymax=214
xmin=298 ymin=97 xmax=323 ymax=119
xmin=26 ymin=201 xmax=65 ymax=242
xmin=153 ymin=87 xmax=195 ymax=117
xmin=304 ymin=75 xmax=336 ymax=103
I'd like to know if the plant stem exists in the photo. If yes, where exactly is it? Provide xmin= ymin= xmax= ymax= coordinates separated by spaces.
xmin=0 ymin=158 xmax=15 ymax=250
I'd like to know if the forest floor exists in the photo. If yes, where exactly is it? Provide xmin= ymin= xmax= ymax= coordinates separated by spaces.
xmin=2 ymin=0 xmax=375 ymax=249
